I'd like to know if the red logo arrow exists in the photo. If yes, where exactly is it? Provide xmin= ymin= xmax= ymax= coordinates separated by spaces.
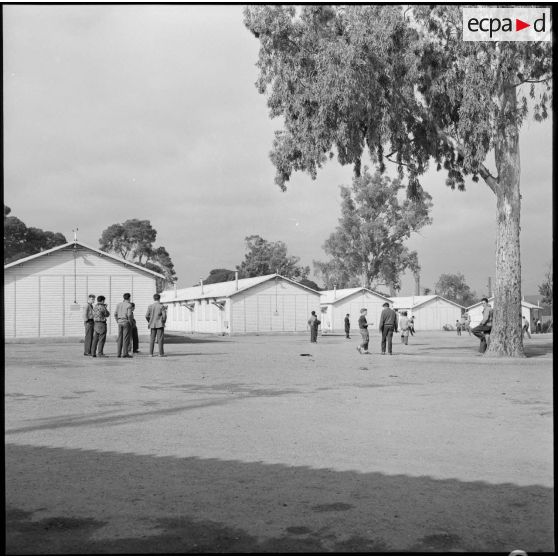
xmin=516 ymin=18 xmax=530 ymax=31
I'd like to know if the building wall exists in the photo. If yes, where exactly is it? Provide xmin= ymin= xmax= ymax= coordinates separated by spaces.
xmin=320 ymin=291 xmax=388 ymax=333
xmin=162 ymin=279 xmax=320 ymax=335
xmin=4 ymin=246 xmax=159 ymax=338
xmin=401 ymin=298 xmax=463 ymax=330
xmin=230 ymin=279 xmax=320 ymax=334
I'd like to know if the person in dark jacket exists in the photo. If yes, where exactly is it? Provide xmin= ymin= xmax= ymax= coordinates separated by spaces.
xmin=83 ymin=294 xmax=96 ymax=355
xmin=344 ymin=314 xmax=351 ymax=339
xmin=356 ymin=308 xmax=370 ymax=354
xmin=308 ymin=311 xmax=320 ymax=343
xmin=379 ymin=302 xmax=398 ymax=355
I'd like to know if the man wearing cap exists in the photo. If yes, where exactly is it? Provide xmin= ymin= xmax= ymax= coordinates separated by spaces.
xmin=471 ymin=297 xmax=493 ymax=353
xmin=379 ymin=302 xmax=398 ymax=355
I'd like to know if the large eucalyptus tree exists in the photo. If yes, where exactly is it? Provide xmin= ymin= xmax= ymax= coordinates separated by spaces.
xmin=244 ymin=5 xmax=552 ymax=356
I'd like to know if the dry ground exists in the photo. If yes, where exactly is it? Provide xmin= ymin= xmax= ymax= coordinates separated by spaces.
xmin=5 ymin=331 xmax=554 ymax=554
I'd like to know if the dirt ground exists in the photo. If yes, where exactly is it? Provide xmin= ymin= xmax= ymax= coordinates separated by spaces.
xmin=5 ymin=331 xmax=554 ymax=554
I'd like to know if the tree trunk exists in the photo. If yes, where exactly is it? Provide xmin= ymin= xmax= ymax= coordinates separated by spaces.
xmin=486 ymin=85 xmax=525 ymax=357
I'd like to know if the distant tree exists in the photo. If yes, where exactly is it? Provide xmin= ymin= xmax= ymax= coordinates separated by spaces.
xmin=314 ymin=169 xmax=432 ymax=291
xmin=4 ymin=205 xmax=66 ymax=264
xmin=298 ymin=278 xmax=321 ymax=291
xmin=237 ymin=235 xmax=310 ymax=280
xmin=99 ymin=219 xmax=177 ymax=291
xmin=435 ymin=272 xmax=476 ymax=307
xmin=244 ymin=5 xmax=552 ymax=357
xmin=202 ymin=269 xmax=237 ymax=285
xmin=538 ymin=263 xmax=552 ymax=307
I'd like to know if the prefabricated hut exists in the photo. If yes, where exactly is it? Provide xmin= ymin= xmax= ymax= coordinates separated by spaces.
xmin=319 ymin=287 xmax=392 ymax=334
xmin=4 ymin=241 xmax=165 ymax=339
xmin=160 ymin=273 xmax=321 ymax=335
xmin=466 ymin=296 xmax=542 ymax=328
xmin=388 ymin=295 xmax=464 ymax=330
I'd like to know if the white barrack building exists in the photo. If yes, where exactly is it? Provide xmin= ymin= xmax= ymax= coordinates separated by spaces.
xmin=4 ymin=241 xmax=165 ymax=339
xmin=161 ymin=273 xmax=321 ymax=335
xmin=389 ymin=295 xmax=464 ymax=330
xmin=319 ymin=287 xmax=392 ymax=333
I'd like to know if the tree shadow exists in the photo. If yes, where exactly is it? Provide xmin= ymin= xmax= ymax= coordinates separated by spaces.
xmin=163 ymin=334 xmax=231 ymax=344
xmin=6 ymin=444 xmax=553 ymax=554
xmin=524 ymin=341 xmax=553 ymax=358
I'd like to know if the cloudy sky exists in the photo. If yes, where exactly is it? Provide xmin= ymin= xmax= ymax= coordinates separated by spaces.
xmin=4 ymin=5 xmax=552 ymax=296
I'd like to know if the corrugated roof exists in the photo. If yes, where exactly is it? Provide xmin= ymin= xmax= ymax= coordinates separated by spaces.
xmin=320 ymin=287 xmax=391 ymax=304
xmin=390 ymin=295 xmax=464 ymax=309
xmin=161 ymin=273 xmax=319 ymax=302
xmin=4 ymin=241 xmax=166 ymax=278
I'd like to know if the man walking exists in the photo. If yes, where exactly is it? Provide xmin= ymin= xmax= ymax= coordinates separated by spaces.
xmin=83 ymin=294 xmax=96 ymax=356
xmin=471 ymin=297 xmax=493 ymax=353
xmin=115 ymin=293 xmax=134 ymax=358
xmin=91 ymin=295 xmax=110 ymax=357
xmin=356 ymin=308 xmax=370 ymax=354
xmin=379 ymin=302 xmax=398 ymax=355
xmin=146 ymin=294 xmax=167 ymax=357
xmin=344 ymin=313 xmax=351 ymax=339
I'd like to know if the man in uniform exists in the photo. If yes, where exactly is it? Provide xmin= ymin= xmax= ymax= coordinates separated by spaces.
xmin=83 ymin=294 xmax=96 ymax=356
xmin=91 ymin=295 xmax=110 ymax=357
xmin=115 ymin=293 xmax=134 ymax=358
xmin=146 ymin=293 xmax=167 ymax=357
xmin=379 ymin=302 xmax=398 ymax=355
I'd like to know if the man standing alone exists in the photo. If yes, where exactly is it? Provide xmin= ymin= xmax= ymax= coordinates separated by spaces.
xmin=344 ymin=314 xmax=351 ymax=339
xmin=83 ymin=294 xmax=96 ymax=356
xmin=146 ymin=294 xmax=167 ymax=357
xmin=379 ymin=302 xmax=398 ymax=355
xmin=115 ymin=293 xmax=134 ymax=358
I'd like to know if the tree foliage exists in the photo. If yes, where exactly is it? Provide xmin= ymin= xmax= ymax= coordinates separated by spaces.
xmin=99 ymin=219 xmax=177 ymax=291
xmin=4 ymin=205 xmax=66 ymax=264
xmin=314 ymin=169 xmax=432 ymax=291
xmin=244 ymin=5 xmax=552 ymax=357
xmin=237 ymin=235 xmax=310 ymax=280
xmin=435 ymin=272 xmax=476 ymax=307
xmin=202 ymin=269 xmax=238 ymax=285
xmin=538 ymin=264 xmax=552 ymax=307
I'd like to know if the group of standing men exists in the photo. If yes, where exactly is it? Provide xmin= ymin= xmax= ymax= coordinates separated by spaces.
xmin=83 ymin=293 xmax=167 ymax=358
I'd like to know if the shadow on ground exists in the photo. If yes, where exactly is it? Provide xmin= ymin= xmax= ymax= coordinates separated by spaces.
xmin=164 ymin=334 xmax=230 ymax=344
xmin=6 ymin=444 xmax=553 ymax=554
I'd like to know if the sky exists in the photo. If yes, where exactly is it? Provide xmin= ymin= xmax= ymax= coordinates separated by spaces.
xmin=3 ymin=5 xmax=553 ymax=297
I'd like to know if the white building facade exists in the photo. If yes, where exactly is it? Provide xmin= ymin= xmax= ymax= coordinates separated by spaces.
xmin=389 ymin=295 xmax=464 ymax=330
xmin=161 ymin=274 xmax=321 ymax=335
xmin=4 ymin=242 xmax=164 ymax=339
xmin=319 ymin=288 xmax=392 ymax=334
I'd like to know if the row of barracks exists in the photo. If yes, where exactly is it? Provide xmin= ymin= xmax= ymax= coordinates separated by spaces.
xmin=5 ymin=242 xmax=538 ymax=339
